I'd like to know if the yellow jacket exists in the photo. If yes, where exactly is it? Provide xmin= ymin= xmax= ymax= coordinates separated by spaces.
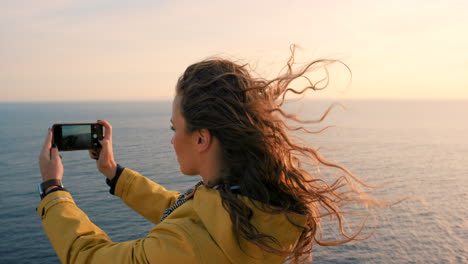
xmin=37 ymin=168 xmax=306 ymax=263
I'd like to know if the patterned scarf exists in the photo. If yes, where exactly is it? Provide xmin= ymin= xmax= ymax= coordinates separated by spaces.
xmin=158 ymin=181 xmax=204 ymax=224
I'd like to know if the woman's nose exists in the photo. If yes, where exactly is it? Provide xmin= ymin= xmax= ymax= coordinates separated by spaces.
xmin=171 ymin=136 xmax=174 ymax=145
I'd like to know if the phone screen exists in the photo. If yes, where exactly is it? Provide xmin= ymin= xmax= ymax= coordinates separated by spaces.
xmin=53 ymin=123 xmax=102 ymax=151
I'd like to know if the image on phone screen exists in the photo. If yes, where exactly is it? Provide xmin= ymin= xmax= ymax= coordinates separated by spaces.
xmin=61 ymin=125 xmax=93 ymax=150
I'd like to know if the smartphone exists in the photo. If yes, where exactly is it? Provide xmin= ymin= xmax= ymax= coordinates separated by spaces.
xmin=52 ymin=123 xmax=103 ymax=151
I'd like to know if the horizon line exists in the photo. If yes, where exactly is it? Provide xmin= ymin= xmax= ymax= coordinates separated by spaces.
xmin=2 ymin=97 xmax=468 ymax=104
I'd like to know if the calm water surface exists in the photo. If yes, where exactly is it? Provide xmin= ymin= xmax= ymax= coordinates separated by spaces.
xmin=0 ymin=100 xmax=466 ymax=263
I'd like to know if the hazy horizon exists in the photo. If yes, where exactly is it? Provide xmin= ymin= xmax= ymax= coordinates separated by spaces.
xmin=3 ymin=97 xmax=468 ymax=103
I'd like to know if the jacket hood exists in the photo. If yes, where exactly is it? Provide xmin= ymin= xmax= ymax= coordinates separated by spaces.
xmin=193 ymin=186 xmax=307 ymax=264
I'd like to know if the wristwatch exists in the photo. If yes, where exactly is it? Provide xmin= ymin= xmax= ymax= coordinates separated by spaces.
xmin=38 ymin=179 xmax=64 ymax=199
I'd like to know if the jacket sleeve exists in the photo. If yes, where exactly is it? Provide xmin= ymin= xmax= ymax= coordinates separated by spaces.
xmin=37 ymin=191 xmax=201 ymax=264
xmin=113 ymin=168 xmax=180 ymax=224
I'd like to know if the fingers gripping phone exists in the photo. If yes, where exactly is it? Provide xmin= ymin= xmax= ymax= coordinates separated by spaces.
xmin=52 ymin=123 xmax=103 ymax=151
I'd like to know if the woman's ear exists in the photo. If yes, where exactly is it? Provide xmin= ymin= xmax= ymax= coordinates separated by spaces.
xmin=196 ymin=129 xmax=211 ymax=152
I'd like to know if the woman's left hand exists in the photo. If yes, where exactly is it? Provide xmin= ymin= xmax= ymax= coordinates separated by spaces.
xmin=39 ymin=128 xmax=63 ymax=182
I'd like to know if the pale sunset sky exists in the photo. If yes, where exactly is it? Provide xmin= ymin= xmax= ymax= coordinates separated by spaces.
xmin=1 ymin=0 xmax=467 ymax=102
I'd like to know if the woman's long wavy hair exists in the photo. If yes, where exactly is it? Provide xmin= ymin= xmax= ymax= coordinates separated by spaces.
xmin=176 ymin=47 xmax=379 ymax=263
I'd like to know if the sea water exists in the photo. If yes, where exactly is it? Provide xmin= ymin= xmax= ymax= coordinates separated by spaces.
xmin=0 ymin=100 xmax=466 ymax=263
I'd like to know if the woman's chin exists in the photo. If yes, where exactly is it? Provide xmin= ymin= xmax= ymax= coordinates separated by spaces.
xmin=180 ymin=167 xmax=198 ymax=176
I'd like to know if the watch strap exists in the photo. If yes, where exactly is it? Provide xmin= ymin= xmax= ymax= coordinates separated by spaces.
xmin=39 ymin=179 xmax=64 ymax=199
xmin=41 ymin=179 xmax=63 ymax=191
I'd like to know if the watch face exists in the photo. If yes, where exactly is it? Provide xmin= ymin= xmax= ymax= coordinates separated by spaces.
xmin=38 ymin=183 xmax=44 ymax=196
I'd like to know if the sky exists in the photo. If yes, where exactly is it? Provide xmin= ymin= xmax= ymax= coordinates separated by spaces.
xmin=1 ymin=0 xmax=467 ymax=102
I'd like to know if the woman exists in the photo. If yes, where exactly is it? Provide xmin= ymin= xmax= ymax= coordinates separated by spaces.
xmin=38 ymin=51 xmax=374 ymax=263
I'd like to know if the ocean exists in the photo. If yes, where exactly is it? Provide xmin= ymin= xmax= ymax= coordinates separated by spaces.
xmin=0 ymin=100 xmax=467 ymax=263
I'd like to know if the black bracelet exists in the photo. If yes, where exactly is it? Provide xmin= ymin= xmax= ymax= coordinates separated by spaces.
xmin=106 ymin=164 xmax=125 ymax=195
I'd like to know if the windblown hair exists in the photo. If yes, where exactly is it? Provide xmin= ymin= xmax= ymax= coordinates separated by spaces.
xmin=176 ymin=47 xmax=377 ymax=263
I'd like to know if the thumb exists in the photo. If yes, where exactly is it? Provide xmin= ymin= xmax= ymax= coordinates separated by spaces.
xmin=50 ymin=144 xmax=61 ymax=160
xmin=98 ymin=138 xmax=108 ymax=147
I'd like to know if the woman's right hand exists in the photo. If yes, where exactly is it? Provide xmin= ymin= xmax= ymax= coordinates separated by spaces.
xmin=89 ymin=120 xmax=117 ymax=180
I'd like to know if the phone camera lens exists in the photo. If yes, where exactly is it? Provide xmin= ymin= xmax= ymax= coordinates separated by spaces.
xmin=93 ymin=134 xmax=98 ymax=139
